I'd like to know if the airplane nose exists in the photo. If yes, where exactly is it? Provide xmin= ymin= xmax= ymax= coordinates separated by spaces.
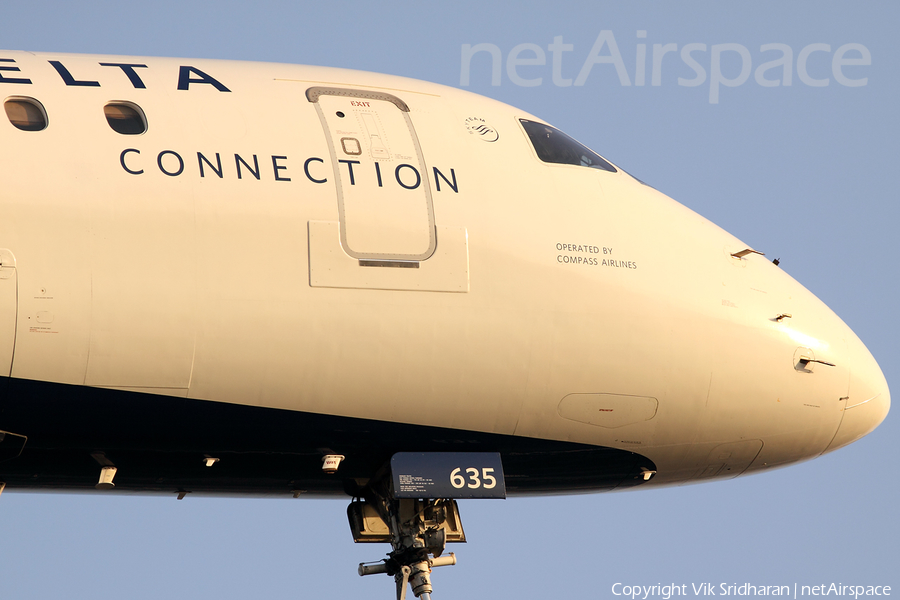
xmin=825 ymin=337 xmax=890 ymax=453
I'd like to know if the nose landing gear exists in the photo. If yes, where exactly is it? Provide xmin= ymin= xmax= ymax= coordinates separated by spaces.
xmin=349 ymin=452 xmax=506 ymax=600
xmin=353 ymin=495 xmax=465 ymax=600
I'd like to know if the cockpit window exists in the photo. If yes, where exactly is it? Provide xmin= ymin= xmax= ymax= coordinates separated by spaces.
xmin=520 ymin=119 xmax=616 ymax=173
xmin=4 ymin=97 xmax=48 ymax=131
xmin=104 ymin=102 xmax=147 ymax=135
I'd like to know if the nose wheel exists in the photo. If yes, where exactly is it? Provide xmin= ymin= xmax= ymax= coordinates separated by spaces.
xmin=347 ymin=452 xmax=506 ymax=600
xmin=359 ymin=551 xmax=458 ymax=600
xmin=351 ymin=492 xmax=466 ymax=600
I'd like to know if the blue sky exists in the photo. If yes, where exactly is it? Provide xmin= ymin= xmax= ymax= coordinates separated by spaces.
xmin=0 ymin=2 xmax=896 ymax=599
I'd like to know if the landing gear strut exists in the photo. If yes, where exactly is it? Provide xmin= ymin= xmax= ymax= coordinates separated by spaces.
xmin=352 ymin=494 xmax=465 ymax=600
xmin=348 ymin=452 xmax=506 ymax=600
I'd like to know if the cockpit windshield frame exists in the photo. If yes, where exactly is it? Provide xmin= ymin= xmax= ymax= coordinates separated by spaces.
xmin=519 ymin=119 xmax=617 ymax=173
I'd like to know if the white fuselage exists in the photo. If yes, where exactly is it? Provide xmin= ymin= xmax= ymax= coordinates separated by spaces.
xmin=0 ymin=51 xmax=889 ymax=495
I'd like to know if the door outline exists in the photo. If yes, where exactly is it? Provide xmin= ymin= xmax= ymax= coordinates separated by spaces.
xmin=0 ymin=249 xmax=16 ymax=378
xmin=307 ymin=86 xmax=437 ymax=262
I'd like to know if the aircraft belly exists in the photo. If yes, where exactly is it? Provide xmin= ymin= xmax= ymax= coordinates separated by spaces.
xmin=0 ymin=378 xmax=654 ymax=497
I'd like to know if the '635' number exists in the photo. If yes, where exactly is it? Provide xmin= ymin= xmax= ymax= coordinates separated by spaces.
xmin=450 ymin=467 xmax=497 ymax=489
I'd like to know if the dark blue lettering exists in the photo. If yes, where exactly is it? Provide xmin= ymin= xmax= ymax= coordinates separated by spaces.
xmin=0 ymin=59 xmax=31 ymax=84
xmin=304 ymin=157 xmax=327 ymax=183
xmin=395 ymin=164 xmax=421 ymax=190
xmin=272 ymin=155 xmax=290 ymax=181
xmin=157 ymin=151 xmax=184 ymax=176
xmin=177 ymin=66 xmax=231 ymax=92
xmin=433 ymin=167 xmax=458 ymax=193
xmin=198 ymin=152 xmax=223 ymax=178
xmin=235 ymin=154 xmax=260 ymax=180
xmin=120 ymin=148 xmax=143 ymax=175
xmin=99 ymin=63 xmax=148 ymax=89
xmin=48 ymin=61 xmax=100 ymax=87
xmin=374 ymin=162 xmax=383 ymax=187
xmin=339 ymin=159 xmax=360 ymax=185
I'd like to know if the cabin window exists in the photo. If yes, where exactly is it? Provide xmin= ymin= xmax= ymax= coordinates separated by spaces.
xmin=4 ymin=97 xmax=48 ymax=131
xmin=104 ymin=102 xmax=147 ymax=135
xmin=520 ymin=119 xmax=616 ymax=173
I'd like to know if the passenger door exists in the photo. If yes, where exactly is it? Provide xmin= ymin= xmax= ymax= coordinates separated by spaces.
xmin=307 ymin=87 xmax=436 ymax=261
